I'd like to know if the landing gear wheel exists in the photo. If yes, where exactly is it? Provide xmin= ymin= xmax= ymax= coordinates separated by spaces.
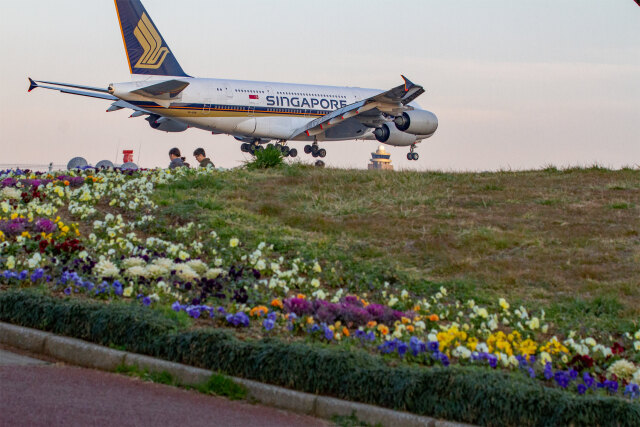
xmin=281 ymin=146 xmax=290 ymax=157
xmin=407 ymin=153 xmax=413 ymax=161
xmin=312 ymin=151 xmax=319 ymax=158
xmin=412 ymin=152 xmax=419 ymax=161
xmin=304 ymin=145 xmax=312 ymax=154
xmin=288 ymin=148 xmax=298 ymax=158
xmin=318 ymin=148 xmax=327 ymax=158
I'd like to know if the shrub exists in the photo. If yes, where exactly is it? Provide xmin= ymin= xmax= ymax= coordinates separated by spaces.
xmin=1 ymin=290 xmax=638 ymax=426
xmin=246 ymin=146 xmax=284 ymax=169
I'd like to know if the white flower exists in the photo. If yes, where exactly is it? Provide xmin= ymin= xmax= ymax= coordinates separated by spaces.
xmin=453 ymin=345 xmax=471 ymax=359
xmin=312 ymin=262 xmax=322 ymax=273
xmin=205 ymin=268 xmax=223 ymax=280
xmin=122 ymin=257 xmax=145 ymax=269
xmin=608 ymin=359 xmax=637 ymax=381
xmin=255 ymin=259 xmax=266 ymax=270
xmin=632 ymin=369 xmax=640 ymax=384
xmin=528 ymin=317 xmax=540 ymax=330
xmin=634 ymin=341 xmax=640 ymax=352
xmin=477 ymin=308 xmax=488 ymax=319
xmin=584 ymin=337 xmax=596 ymax=347
xmin=94 ymin=259 xmax=119 ymax=278
xmin=400 ymin=290 xmax=409 ymax=300
xmin=229 ymin=238 xmax=239 ymax=248
xmin=145 ymin=264 xmax=168 ymax=279
xmin=125 ymin=266 xmax=147 ymax=278
xmin=388 ymin=297 xmax=398 ymax=307
xmin=1 ymin=187 xmax=22 ymax=200
xmin=175 ymin=265 xmax=199 ymax=281
xmin=312 ymin=289 xmax=327 ymax=300
xmin=310 ymin=278 xmax=320 ymax=288
xmin=178 ymin=250 xmax=189 ymax=261
xmin=498 ymin=298 xmax=510 ymax=311
xmin=634 ymin=330 xmax=640 ymax=340
xmin=186 ymin=259 xmax=207 ymax=274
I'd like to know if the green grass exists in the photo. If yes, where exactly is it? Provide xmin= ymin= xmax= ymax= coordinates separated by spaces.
xmin=152 ymin=166 xmax=640 ymax=336
xmin=115 ymin=364 xmax=247 ymax=400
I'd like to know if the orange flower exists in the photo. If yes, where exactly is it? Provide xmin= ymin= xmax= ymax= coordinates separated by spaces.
xmin=270 ymin=298 xmax=283 ymax=309
xmin=413 ymin=305 xmax=422 ymax=312
xmin=249 ymin=306 xmax=268 ymax=317
xmin=342 ymin=327 xmax=350 ymax=337
xmin=296 ymin=293 xmax=306 ymax=299
xmin=401 ymin=317 xmax=411 ymax=324
xmin=63 ymin=180 xmax=70 ymax=186
xmin=429 ymin=314 xmax=439 ymax=322
xmin=360 ymin=298 xmax=369 ymax=307
xmin=367 ymin=321 xmax=377 ymax=329
xmin=406 ymin=325 xmax=415 ymax=333
xmin=306 ymin=316 xmax=315 ymax=325
xmin=377 ymin=325 xmax=389 ymax=335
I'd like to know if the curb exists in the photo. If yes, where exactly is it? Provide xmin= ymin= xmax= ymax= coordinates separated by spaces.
xmin=0 ymin=322 xmax=472 ymax=427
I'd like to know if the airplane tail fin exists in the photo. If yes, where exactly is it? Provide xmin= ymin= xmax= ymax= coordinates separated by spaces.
xmin=114 ymin=0 xmax=189 ymax=77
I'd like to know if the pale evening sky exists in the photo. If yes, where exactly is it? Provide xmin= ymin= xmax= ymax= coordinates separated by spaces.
xmin=1 ymin=0 xmax=639 ymax=171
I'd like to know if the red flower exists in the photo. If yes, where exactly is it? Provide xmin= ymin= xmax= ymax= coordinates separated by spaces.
xmin=611 ymin=342 xmax=625 ymax=355
xmin=569 ymin=354 xmax=594 ymax=371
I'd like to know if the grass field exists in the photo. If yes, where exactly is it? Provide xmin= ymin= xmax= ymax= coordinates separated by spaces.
xmin=152 ymin=165 xmax=639 ymax=336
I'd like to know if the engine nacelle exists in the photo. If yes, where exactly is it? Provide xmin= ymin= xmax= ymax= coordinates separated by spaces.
xmin=394 ymin=110 xmax=438 ymax=136
xmin=146 ymin=115 xmax=188 ymax=132
xmin=373 ymin=124 xmax=417 ymax=147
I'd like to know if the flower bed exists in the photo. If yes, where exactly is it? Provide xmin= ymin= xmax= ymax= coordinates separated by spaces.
xmin=1 ymin=167 xmax=639 ymax=408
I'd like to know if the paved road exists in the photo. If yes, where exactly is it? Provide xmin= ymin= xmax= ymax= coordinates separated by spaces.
xmin=0 ymin=347 xmax=330 ymax=427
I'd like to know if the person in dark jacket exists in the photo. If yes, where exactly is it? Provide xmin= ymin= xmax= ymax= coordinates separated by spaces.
xmin=168 ymin=147 xmax=189 ymax=169
xmin=193 ymin=148 xmax=215 ymax=169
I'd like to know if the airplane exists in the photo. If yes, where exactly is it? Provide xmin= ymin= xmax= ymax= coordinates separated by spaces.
xmin=28 ymin=0 xmax=438 ymax=161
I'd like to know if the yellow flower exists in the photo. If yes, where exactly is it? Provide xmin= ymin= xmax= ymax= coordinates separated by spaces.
xmin=499 ymin=298 xmax=510 ymax=311
xmin=229 ymin=238 xmax=239 ymax=248
xmin=377 ymin=325 xmax=389 ymax=335
xmin=21 ymin=231 xmax=31 ymax=239
xmin=123 ymin=286 xmax=133 ymax=297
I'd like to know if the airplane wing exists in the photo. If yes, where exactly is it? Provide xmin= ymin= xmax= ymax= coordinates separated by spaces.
xmin=28 ymin=78 xmax=151 ymax=116
xmin=28 ymin=78 xmax=117 ymax=101
xmin=288 ymin=75 xmax=425 ymax=139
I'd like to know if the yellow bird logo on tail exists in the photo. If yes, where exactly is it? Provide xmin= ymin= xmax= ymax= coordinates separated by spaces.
xmin=133 ymin=13 xmax=169 ymax=69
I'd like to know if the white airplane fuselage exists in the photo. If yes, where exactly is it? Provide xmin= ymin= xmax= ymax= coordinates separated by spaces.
xmin=111 ymin=77 xmax=430 ymax=143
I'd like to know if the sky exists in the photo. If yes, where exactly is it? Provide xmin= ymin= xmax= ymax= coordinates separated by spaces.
xmin=1 ymin=0 xmax=639 ymax=171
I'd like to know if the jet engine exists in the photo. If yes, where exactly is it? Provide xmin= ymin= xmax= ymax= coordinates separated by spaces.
xmin=394 ymin=110 xmax=438 ymax=136
xmin=373 ymin=124 xmax=417 ymax=146
xmin=146 ymin=115 xmax=188 ymax=132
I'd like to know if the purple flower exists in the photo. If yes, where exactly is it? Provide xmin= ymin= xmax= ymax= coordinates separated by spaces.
xmin=171 ymin=301 xmax=182 ymax=312
xmin=488 ymin=354 xmax=498 ymax=369
xmin=544 ymin=363 xmax=553 ymax=380
xmin=528 ymin=367 xmax=536 ymax=379
xmin=35 ymin=218 xmax=57 ymax=234
xmin=142 ymin=297 xmax=151 ymax=306
xmin=64 ymin=287 xmax=72 ymax=295
xmin=554 ymin=371 xmax=570 ymax=388
xmin=409 ymin=337 xmax=426 ymax=356
xmin=624 ymin=384 xmax=639 ymax=399
xmin=427 ymin=341 xmax=439 ymax=352
xmin=226 ymin=312 xmax=250 ymax=327
xmin=323 ymin=325 xmax=334 ymax=341
xmin=577 ymin=384 xmax=587 ymax=395
xmin=262 ymin=318 xmax=275 ymax=331
xmin=18 ymin=270 xmax=28 ymax=281
xmin=583 ymin=372 xmax=594 ymax=388
xmin=30 ymin=268 xmax=44 ymax=281
xmin=569 ymin=369 xmax=578 ymax=380
xmin=283 ymin=297 xmax=313 ymax=316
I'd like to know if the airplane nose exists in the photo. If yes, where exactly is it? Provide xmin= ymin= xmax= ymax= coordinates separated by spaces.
xmin=429 ymin=112 xmax=439 ymax=134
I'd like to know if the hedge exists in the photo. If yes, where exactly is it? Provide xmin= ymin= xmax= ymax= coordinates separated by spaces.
xmin=1 ymin=290 xmax=638 ymax=426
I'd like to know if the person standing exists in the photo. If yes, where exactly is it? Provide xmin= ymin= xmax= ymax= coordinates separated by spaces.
xmin=193 ymin=148 xmax=215 ymax=169
xmin=168 ymin=148 xmax=188 ymax=169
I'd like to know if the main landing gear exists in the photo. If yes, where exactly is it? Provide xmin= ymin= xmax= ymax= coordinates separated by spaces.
xmin=406 ymin=144 xmax=419 ymax=161
xmin=304 ymin=142 xmax=327 ymax=158
xmin=241 ymin=140 xmax=297 ymax=158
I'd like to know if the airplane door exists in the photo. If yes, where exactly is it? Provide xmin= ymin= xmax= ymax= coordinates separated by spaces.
xmin=223 ymin=83 xmax=233 ymax=99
